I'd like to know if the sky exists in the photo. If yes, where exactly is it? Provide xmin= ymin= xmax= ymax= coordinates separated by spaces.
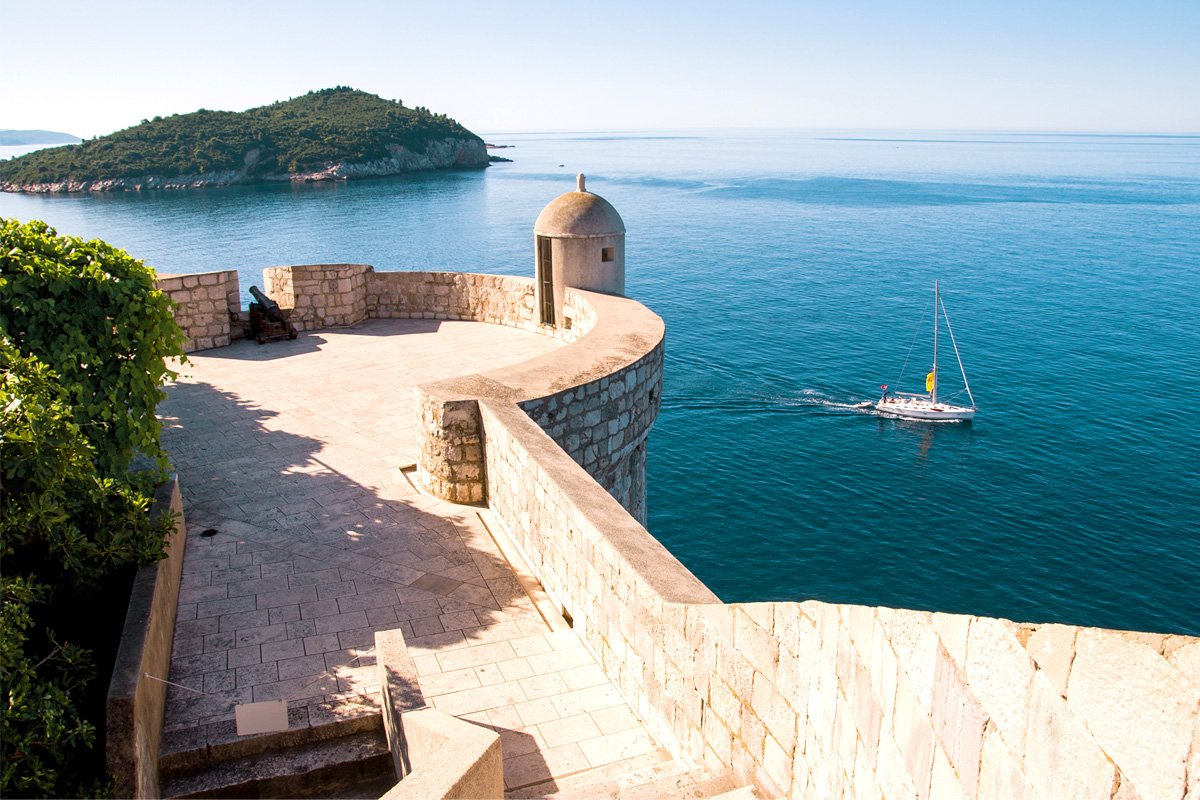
xmin=2 ymin=0 xmax=1198 ymax=138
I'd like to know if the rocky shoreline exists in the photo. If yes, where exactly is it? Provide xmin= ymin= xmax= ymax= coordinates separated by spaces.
xmin=1 ymin=137 xmax=489 ymax=193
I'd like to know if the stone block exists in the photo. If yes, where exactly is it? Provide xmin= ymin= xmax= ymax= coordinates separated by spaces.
xmin=762 ymin=729 xmax=792 ymax=796
xmin=1022 ymin=674 xmax=1115 ymax=799
xmin=892 ymin=671 xmax=933 ymax=798
xmin=734 ymin=606 xmax=778 ymax=676
xmin=752 ymin=672 xmax=798 ymax=754
xmin=833 ymin=695 xmax=857 ymax=779
xmin=928 ymin=745 xmax=967 ymax=800
xmin=1025 ymin=623 xmax=1076 ymax=698
xmin=932 ymin=612 xmax=971 ymax=667
xmin=977 ymin=722 xmax=1032 ymax=800
xmin=853 ymin=658 xmax=882 ymax=763
xmin=1166 ymin=639 xmax=1200 ymax=690
xmin=884 ymin=608 xmax=940 ymax=712
xmin=964 ymin=616 xmax=1032 ymax=751
xmin=930 ymin=647 xmax=986 ymax=797
xmin=806 ymin=644 xmax=838 ymax=749
xmin=874 ymin=731 xmax=918 ymax=800
xmin=846 ymin=603 xmax=875 ymax=656
xmin=1066 ymin=628 xmax=1197 ymax=800
xmin=708 ymin=674 xmax=740 ymax=731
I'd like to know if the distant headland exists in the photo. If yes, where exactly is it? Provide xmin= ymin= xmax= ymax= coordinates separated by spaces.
xmin=0 ymin=129 xmax=81 ymax=146
xmin=0 ymin=88 xmax=492 ymax=193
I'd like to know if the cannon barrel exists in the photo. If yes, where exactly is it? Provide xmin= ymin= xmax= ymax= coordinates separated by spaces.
xmin=248 ymin=285 xmax=286 ymax=323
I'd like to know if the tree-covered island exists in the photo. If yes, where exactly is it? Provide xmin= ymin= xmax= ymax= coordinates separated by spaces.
xmin=0 ymin=88 xmax=494 ymax=193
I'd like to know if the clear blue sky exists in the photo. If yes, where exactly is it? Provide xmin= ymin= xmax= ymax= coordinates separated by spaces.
xmin=3 ymin=0 xmax=1198 ymax=137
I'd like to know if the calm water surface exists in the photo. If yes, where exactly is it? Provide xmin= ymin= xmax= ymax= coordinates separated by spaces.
xmin=4 ymin=130 xmax=1198 ymax=634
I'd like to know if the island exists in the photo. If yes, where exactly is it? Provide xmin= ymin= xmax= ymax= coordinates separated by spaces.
xmin=0 ymin=88 xmax=492 ymax=193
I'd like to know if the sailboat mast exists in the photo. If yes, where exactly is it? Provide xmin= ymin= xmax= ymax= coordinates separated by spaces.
xmin=932 ymin=280 xmax=939 ymax=403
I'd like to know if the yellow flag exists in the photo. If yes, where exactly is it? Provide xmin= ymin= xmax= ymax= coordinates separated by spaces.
xmin=925 ymin=371 xmax=935 ymax=392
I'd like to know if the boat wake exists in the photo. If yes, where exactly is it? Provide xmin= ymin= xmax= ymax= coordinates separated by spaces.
xmin=662 ymin=389 xmax=878 ymax=416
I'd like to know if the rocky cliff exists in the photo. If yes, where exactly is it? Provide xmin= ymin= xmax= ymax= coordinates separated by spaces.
xmin=4 ymin=138 xmax=488 ymax=193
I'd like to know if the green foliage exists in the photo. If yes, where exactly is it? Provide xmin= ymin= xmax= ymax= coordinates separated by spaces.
xmin=1 ymin=218 xmax=186 ymax=478
xmin=1 ymin=577 xmax=103 ymax=798
xmin=1 ymin=223 xmax=181 ymax=796
xmin=0 ymin=339 xmax=172 ymax=581
xmin=1 ymin=87 xmax=484 ymax=185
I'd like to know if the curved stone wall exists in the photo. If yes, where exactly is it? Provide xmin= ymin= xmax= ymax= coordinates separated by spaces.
xmin=408 ymin=280 xmax=663 ymax=522
xmin=247 ymin=265 xmax=662 ymax=520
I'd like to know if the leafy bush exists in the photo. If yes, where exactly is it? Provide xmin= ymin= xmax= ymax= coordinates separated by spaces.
xmin=1 ymin=87 xmax=484 ymax=185
xmin=1 ymin=221 xmax=184 ymax=796
xmin=1 ymin=577 xmax=105 ymax=798
xmin=0 ymin=339 xmax=171 ymax=581
xmin=1 ymin=218 xmax=186 ymax=478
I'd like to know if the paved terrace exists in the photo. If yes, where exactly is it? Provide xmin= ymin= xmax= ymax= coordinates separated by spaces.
xmin=157 ymin=319 xmax=703 ymax=797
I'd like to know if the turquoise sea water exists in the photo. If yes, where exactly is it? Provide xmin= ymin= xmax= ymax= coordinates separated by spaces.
xmin=4 ymin=131 xmax=1198 ymax=635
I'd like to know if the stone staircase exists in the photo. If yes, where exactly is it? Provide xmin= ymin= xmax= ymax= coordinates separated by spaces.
xmin=507 ymin=750 xmax=757 ymax=799
xmin=160 ymin=714 xmax=755 ymax=800
xmin=159 ymin=715 xmax=393 ymax=799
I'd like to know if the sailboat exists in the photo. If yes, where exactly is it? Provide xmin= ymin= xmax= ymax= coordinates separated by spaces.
xmin=876 ymin=281 xmax=977 ymax=421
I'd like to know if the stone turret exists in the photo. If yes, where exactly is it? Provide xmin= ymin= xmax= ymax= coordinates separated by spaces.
xmin=533 ymin=174 xmax=626 ymax=326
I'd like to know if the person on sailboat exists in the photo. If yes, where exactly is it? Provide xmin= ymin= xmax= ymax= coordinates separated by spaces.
xmin=879 ymin=384 xmax=891 ymax=404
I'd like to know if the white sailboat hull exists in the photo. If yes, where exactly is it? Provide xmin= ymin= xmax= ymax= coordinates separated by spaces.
xmin=876 ymin=281 xmax=977 ymax=422
xmin=876 ymin=396 xmax=976 ymax=421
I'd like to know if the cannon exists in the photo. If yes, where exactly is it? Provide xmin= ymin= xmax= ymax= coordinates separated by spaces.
xmin=247 ymin=285 xmax=298 ymax=344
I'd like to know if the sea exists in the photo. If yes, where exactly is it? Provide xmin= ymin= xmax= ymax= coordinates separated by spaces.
xmin=3 ymin=131 xmax=1198 ymax=636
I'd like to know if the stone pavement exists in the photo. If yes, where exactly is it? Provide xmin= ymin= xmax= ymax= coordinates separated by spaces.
xmin=157 ymin=319 xmax=678 ymax=796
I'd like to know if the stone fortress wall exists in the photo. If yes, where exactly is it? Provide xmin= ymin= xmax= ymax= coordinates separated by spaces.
xmin=155 ymin=270 xmax=240 ymax=352
xmin=159 ymin=265 xmax=660 ymax=523
xmin=159 ymin=262 xmax=1200 ymax=799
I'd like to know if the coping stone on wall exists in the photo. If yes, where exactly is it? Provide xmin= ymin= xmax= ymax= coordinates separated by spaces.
xmin=376 ymin=629 xmax=503 ymax=799
xmin=415 ymin=287 xmax=665 ymax=508
xmin=106 ymin=476 xmax=187 ymax=799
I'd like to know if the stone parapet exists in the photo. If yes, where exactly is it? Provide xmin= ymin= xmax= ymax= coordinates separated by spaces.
xmin=155 ymin=265 xmax=658 ymax=517
xmin=376 ymin=629 xmax=503 ymax=799
xmin=367 ymin=270 xmax=595 ymax=342
xmin=263 ymin=263 xmax=372 ymax=330
xmin=412 ymin=285 xmax=663 ymax=517
xmin=480 ymin=395 xmax=1200 ymax=799
xmin=481 ymin=401 xmax=718 ymax=761
xmin=518 ymin=338 xmax=660 ymax=524
xmin=414 ymin=387 xmax=488 ymax=504
xmin=156 ymin=271 xmax=239 ymax=352
xmin=106 ymin=476 xmax=187 ymax=799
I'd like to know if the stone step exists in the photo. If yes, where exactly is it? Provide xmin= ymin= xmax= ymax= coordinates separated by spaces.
xmin=160 ymin=729 xmax=393 ymax=799
xmin=615 ymin=760 xmax=740 ymax=800
xmin=160 ymin=701 xmax=383 ymax=774
xmin=708 ymin=786 xmax=759 ymax=800
xmin=507 ymin=751 xmax=742 ymax=800
xmin=506 ymin=750 xmax=677 ymax=798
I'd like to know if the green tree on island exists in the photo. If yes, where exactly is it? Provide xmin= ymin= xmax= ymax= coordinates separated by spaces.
xmin=0 ymin=87 xmax=486 ymax=189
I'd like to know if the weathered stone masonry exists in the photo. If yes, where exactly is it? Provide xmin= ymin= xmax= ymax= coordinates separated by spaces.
xmin=160 ymin=266 xmax=660 ymax=523
xmin=156 ymin=270 xmax=239 ymax=352
xmin=481 ymin=389 xmax=1200 ymax=800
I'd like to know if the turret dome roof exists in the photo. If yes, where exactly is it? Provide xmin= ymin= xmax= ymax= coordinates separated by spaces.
xmin=534 ymin=174 xmax=625 ymax=238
